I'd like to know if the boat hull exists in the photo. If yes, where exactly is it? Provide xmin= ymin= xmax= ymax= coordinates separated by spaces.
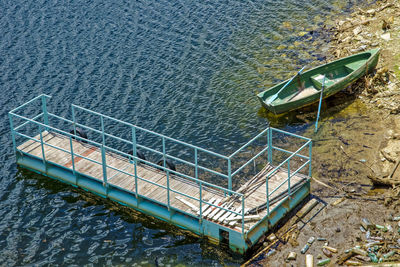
xmin=257 ymin=48 xmax=380 ymax=114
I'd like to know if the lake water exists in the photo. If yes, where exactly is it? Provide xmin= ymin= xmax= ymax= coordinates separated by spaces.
xmin=0 ymin=0 xmax=374 ymax=265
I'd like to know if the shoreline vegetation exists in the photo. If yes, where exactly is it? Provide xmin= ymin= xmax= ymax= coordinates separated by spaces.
xmin=250 ymin=1 xmax=400 ymax=266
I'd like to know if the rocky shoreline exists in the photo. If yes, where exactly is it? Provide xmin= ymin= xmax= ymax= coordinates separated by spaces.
xmin=329 ymin=0 xmax=400 ymax=199
xmin=250 ymin=1 xmax=400 ymax=266
xmin=327 ymin=0 xmax=400 ymax=199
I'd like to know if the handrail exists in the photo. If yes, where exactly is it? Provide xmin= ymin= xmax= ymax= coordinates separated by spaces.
xmin=104 ymin=146 xmax=232 ymax=191
xmin=14 ymin=131 xmax=103 ymax=166
xmin=231 ymin=145 xmax=269 ymax=177
xmin=230 ymin=127 xmax=270 ymax=158
xmin=288 ymin=160 xmax=310 ymax=179
xmin=14 ymin=113 xmax=44 ymax=130
xmin=271 ymin=146 xmax=310 ymax=160
xmin=9 ymin=94 xmax=51 ymax=114
xmin=48 ymin=112 xmax=230 ymax=179
xmin=72 ymin=104 xmax=229 ymax=160
xmin=11 ymin=113 xmax=102 ymax=147
xmin=271 ymin=127 xmax=312 ymax=141
xmin=12 ymin=113 xmax=240 ymax=197
xmin=49 ymin=106 xmax=311 ymax=191
xmin=265 ymin=140 xmax=311 ymax=178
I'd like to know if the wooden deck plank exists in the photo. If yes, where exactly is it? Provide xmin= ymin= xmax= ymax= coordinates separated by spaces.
xmin=149 ymin=180 xmax=176 ymax=202
xmin=118 ymin=174 xmax=135 ymax=190
xmin=144 ymin=177 xmax=168 ymax=200
xmin=110 ymin=173 xmax=133 ymax=190
xmin=20 ymin=133 xmax=57 ymax=158
xmin=176 ymin=196 xmax=199 ymax=212
xmin=17 ymin=138 xmax=39 ymax=152
xmin=225 ymin=207 xmax=242 ymax=226
xmin=74 ymin=156 xmax=103 ymax=179
xmin=168 ymin=181 xmax=201 ymax=211
xmin=198 ymin=197 xmax=216 ymax=216
xmin=138 ymin=172 xmax=166 ymax=197
xmin=17 ymin=131 xmax=55 ymax=152
xmin=203 ymin=198 xmax=221 ymax=218
xmin=212 ymin=201 xmax=234 ymax=221
xmin=219 ymin=205 xmax=239 ymax=223
xmin=210 ymin=203 xmax=228 ymax=221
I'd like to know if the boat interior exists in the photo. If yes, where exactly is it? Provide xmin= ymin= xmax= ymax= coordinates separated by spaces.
xmin=276 ymin=62 xmax=363 ymax=103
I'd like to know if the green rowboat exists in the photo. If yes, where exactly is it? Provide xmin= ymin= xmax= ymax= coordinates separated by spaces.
xmin=257 ymin=48 xmax=380 ymax=114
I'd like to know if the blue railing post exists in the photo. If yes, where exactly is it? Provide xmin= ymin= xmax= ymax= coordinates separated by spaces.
xmin=134 ymin=159 xmax=138 ymax=199
xmin=167 ymin=170 xmax=170 ymax=210
xmin=8 ymin=113 xmax=16 ymax=152
xmin=100 ymin=115 xmax=105 ymax=146
xmin=268 ymin=127 xmax=272 ymax=164
xmin=39 ymin=125 xmax=46 ymax=165
xmin=69 ymin=136 xmax=76 ymax=179
xmin=228 ymin=158 xmax=232 ymax=191
xmin=131 ymin=126 xmax=137 ymax=157
xmin=162 ymin=137 xmax=166 ymax=167
xmin=71 ymin=105 xmax=77 ymax=136
xmin=41 ymin=95 xmax=49 ymax=129
xmin=266 ymin=175 xmax=269 ymax=216
xmin=194 ymin=148 xmax=198 ymax=180
xmin=253 ymin=150 xmax=256 ymax=174
xmin=308 ymin=141 xmax=312 ymax=177
xmin=241 ymin=195 xmax=245 ymax=234
xmin=288 ymin=159 xmax=291 ymax=196
xmin=199 ymin=183 xmax=203 ymax=220
xmin=101 ymin=145 xmax=107 ymax=187
xmin=132 ymin=126 xmax=138 ymax=199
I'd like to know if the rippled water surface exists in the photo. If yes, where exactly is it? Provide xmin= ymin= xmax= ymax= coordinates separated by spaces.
xmin=0 ymin=0 xmax=373 ymax=265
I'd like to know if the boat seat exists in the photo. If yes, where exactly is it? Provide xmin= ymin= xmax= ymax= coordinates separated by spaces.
xmin=310 ymin=74 xmax=335 ymax=90
xmin=344 ymin=62 xmax=362 ymax=73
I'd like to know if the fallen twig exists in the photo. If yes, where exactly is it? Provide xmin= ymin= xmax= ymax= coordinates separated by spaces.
xmin=389 ymin=159 xmax=400 ymax=178
xmin=338 ymin=19 xmax=375 ymax=32
xmin=340 ymin=145 xmax=376 ymax=173
xmin=311 ymin=176 xmax=339 ymax=192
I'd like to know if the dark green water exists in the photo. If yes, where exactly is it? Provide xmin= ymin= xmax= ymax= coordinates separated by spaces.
xmin=0 ymin=0 xmax=375 ymax=265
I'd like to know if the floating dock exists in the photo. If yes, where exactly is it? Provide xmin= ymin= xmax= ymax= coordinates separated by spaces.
xmin=9 ymin=94 xmax=312 ymax=254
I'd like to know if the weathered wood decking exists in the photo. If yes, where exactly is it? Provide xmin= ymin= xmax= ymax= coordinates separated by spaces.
xmin=18 ymin=131 xmax=306 ymax=232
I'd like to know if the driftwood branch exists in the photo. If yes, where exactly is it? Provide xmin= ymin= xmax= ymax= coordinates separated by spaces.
xmin=376 ymin=3 xmax=394 ymax=12
xmin=381 ymin=150 xmax=396 ymax=163
xmin=357 ymin=3 xmax=394 ymax=15
xmin=338 ymin=19 xmax=375 ymax=32
xmin=311 ymin=176 xmax=338 ymax=192
xmin=368 ymin=175 xmax=400 ymax=187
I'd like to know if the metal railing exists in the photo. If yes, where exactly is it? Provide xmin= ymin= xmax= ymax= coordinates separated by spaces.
xmin=9 ymin=94 xmax=312 ymax=235
xmin=265 ymin=129 xmax=312 ymax=215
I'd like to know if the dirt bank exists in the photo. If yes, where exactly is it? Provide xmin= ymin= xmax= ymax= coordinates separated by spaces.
xmin=250 ymin=1 xmax=400 ymax=266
